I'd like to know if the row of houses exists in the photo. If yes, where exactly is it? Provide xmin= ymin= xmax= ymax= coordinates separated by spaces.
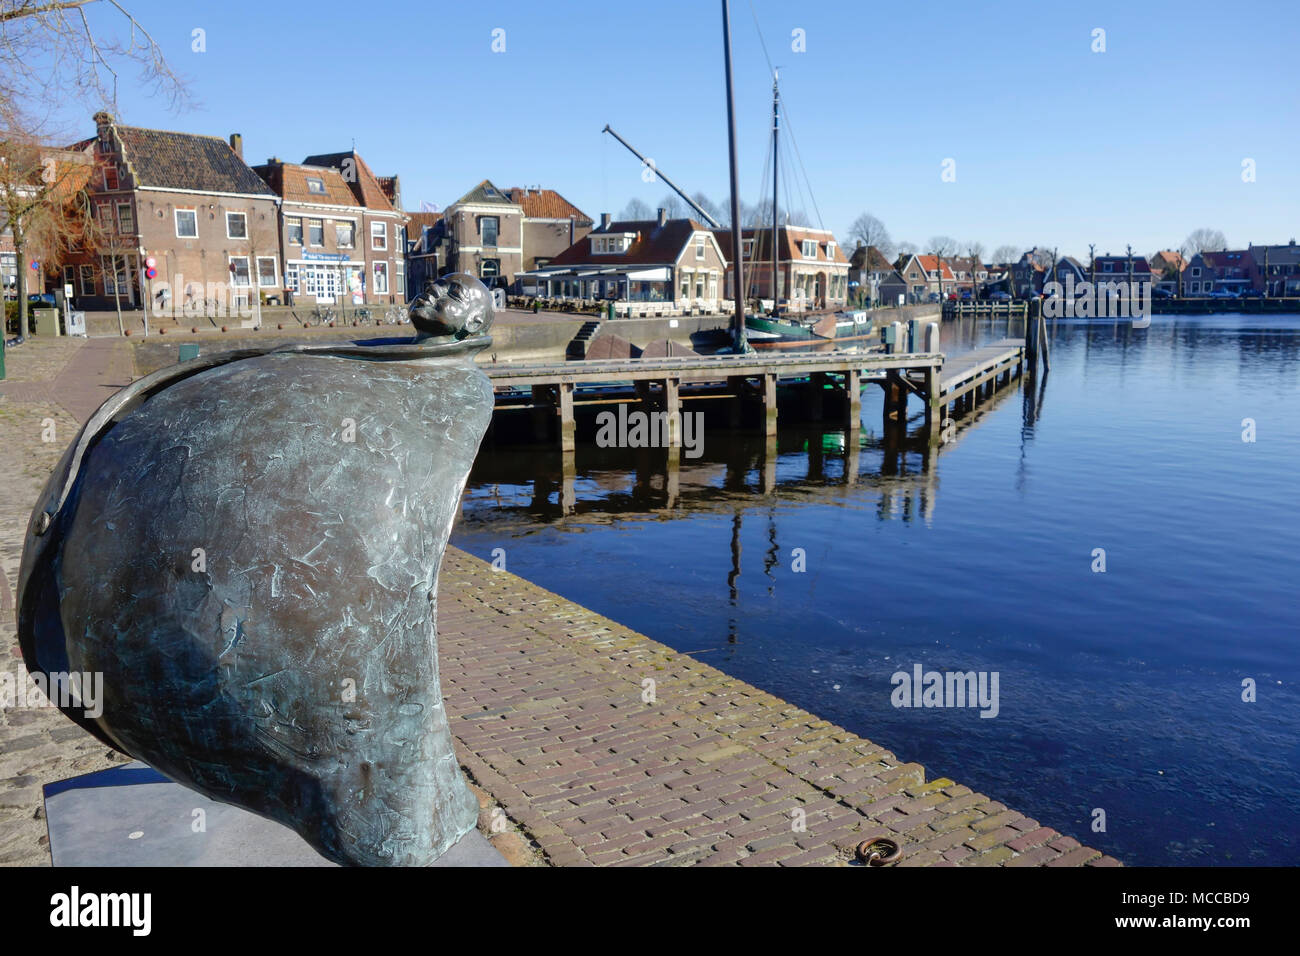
xmin=847 ymin=242 xmax=1300 ymax=306
xmin=6 ymin=114 xmax=853 ymax=318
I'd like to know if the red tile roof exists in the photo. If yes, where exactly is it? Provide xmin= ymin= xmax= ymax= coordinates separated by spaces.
xmin=252 ymin=162 xmax=360 ymax=207
xmin=505 ymin=187 xmax=591 ymax=223
xmin=548 ymin=218 xmax=715 ymax=268
xmin=301 ymin=150 xmax=397 ymax=212
xmin=713 ymin=226 xmax=847 ymax=265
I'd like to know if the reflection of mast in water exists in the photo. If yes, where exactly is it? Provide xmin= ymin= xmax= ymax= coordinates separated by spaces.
xmin=762 ymin=505 xmax=778 ymax=593
xmin=727 ymin=508 xmax=742 ymax=644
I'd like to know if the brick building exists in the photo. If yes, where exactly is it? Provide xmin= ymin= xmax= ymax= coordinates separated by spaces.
xmin=299 ymin=151 xmax=407 ymax=304
xmin=59 ymin=113 xmax=280 ymax=315
xmin=713 ymin=225 xmax=849 ymax=310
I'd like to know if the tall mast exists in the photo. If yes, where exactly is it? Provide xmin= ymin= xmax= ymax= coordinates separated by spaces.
xmin=721 ymin=0 xmax=747 ymax=351
xmin=771 ymin=69 xmax=779 ymax=314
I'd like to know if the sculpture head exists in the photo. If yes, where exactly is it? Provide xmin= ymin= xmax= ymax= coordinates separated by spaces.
xmin=408 ymin=273 xmax=494 ymax=340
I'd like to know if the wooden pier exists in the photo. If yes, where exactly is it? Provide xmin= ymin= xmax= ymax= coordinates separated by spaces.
xmin=484 ymin=336 xmax=1027 ymax=451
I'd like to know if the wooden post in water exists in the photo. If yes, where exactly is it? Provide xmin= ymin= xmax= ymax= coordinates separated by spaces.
xmin=763 ymin=372 xmax=778 ymax=437
xmin=531 ymin=385 xmax=552 ymax=442
xmin=558 ymin=382 xmax=575 ymax=454
xmin=807 ymin=372 xmax=826 ymax=421
xmin=663 ymin=376 xmax=681 ymax=447
xmin=845 ymin=368 xmax=861 ymax=431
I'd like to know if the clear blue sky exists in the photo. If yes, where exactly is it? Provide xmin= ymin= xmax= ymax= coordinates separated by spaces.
xmin=57 ymin=0 xmax=1300 ymax=260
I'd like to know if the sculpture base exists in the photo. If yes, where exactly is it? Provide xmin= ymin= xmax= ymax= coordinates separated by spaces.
xmin=43 ymin=762 xmax=509 ymax=867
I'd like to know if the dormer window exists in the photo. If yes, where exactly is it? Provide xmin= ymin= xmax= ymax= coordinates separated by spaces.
xmin=742 ymin=239 xmax=754 ymax=257
xmin=695 ymin=236 xmax=706 ymax=259
xmin=826 ymin=242 xmax=836 ymax=258
xmin=801 ymin=240 xmax=817 ymax=257
xmin=306 ymin=177 xmax=326 ymax=194
xmin=595 ymin=234 xmax=632 ymax=254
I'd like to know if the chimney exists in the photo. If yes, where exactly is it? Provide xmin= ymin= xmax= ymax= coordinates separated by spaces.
xmin=600 ymin=212 xmax=611 ymax=230
xmin=229 ymin=133 xmax=243 ymax=159
xmin=657 ymin=207 xmax=667 ymax=227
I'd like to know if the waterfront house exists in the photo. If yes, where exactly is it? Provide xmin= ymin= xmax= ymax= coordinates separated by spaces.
xmin=1044 ymin=255 xmax=1087 ymax=292
xmin=1149 ymin=250 xmax=1186 ymax=293
xmin=57 ymin=113 xmax=280 ymax=314
xmin=713 ymin=225 xmax=849 ymax=310
xmin=848 ymin=243 xmax=897 ymax=306
xmin=1182 ymin=250 xmax=1252 ymax=296
xmin=298 ymin=150 xmax=407 ymax=304
xmin=946 ymin=255 xmax=989 ymax=297
xmin=1010 ymin=252 xmax=1047 ymax=297
xmin=404 ymin=210 xmax=445 ymax=295
xmin=896 ymin=253 xmax=955 ymax=302
xmin=504 ymin=187 xmax=593 ymax=275
xmin=433 ymin=180 xmax=524 ymax=288
xmin=1247 ymin=240 xmax=1300 ymax=296
xmin=520 ymin=210 xmax=729 ymax=315
xmin=1091 ymin=253 xmax=1153 ymax=292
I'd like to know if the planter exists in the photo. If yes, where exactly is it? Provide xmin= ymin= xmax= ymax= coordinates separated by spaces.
xmin=17 ymin=276 xmax=497 ymax=866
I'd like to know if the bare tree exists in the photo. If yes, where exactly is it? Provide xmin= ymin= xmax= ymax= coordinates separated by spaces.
xmin=0 ymin=0 xmax=188 ymax=130
xmin=619 ymin=198 xmax=652 ymax=220
xmin=657 ymin=194 xmax=683 ymax=219
xmin=0 ymin=134 xmax=92 ymax=335
xmin=991 ymin=244 xmax=1021 ymax=266
xmin=690 ymin=192 xmax=727 ymax=227
xmin=1180 ymin=228 xmax=1228 ymax=258
xmin=895 ymin=240 xmax=918 ymax=258
xmin=964 ymin=241 xmax=985 ymax=262
xmin=848 ymin=213 xmax=893 ymax=258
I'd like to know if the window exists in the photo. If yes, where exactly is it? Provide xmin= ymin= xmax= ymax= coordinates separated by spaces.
xmin=103 ymin=166 xmax=118 ymax=190
xmin=228 ymin=256 xmax=251 ymax=287
xmin=175 ymin=209 xmax=198 ymax=238
xmin=1191 ymin=267 xmax=1201 ymax=277
xmin=373 ymin=261 xmax=389 ymax=294
xmin=79 ymin=264 xmax=95 ymax=295
xmin=371 ymin=221 xmax=388 ymax=251
xmin=679 ymin=273 xmax=690 ymax=299
xmin=335 ymin=222 xmax=354 ymax=247
xmin=479 ymin=216 xmax=499 ymax=247
xmin=226 ymin=212 xmax=247 ymax=239
xmin=481 ymin=259 xmax=499 ymax=280
xmin=306 ymin=177 xmax=326 ymax=194
xmin=827 ymin=242 xmax=836 ymax=258
xmin=801 ymin=240 xmax=817 ymax=257
xmin=695 ymin=273 xmax=704 ymax=298
xmin=395 ymin=260 xmax=405 ymax=297
xmin=285 ymin=264 xmax=299 ymax=292
xmin=287 ymin=217 xmax=303 ymax=245
xmin=308 ymin=218 xmax=324 ymax=246
xmin=101 ymin=255 xmax=131 ymax=296
xmin=1103 ymin=262 xmax=1113 ymax=273
xmin=116 ymin=203 xmax=134 ymax=235
xmin=96 ymin=202 xmax=114 ymax=233
xmin=742 ymin=239 xmax=754 ymax=257
xmin=695 ymin=236 xmax=706 ymax=259
xmin=257 ymin=257 xmax=278 ymax=288
xmin=63 ymin=265 xmax=74 ymax=291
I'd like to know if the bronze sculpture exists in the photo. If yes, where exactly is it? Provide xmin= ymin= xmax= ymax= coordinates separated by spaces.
xmin=18 ymin=274 xmax=496 ymax=866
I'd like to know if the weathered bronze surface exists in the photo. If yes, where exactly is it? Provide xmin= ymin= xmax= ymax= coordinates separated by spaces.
xmin=18 ymin=275 xmax=496 ymax=866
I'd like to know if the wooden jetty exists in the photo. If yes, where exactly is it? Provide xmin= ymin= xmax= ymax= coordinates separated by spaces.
xmin=484 ymin=335 xmax=1028 ymax=451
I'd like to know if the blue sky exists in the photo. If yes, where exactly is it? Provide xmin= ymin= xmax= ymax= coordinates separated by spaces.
xmin=52 ymin=0 xmax=1300 ymax=260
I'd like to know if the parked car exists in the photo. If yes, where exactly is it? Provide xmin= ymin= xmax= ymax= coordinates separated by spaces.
xmin=1239 ymin=288 xmax=1263 ymax=298
xmin=1152 ymin=287 xmax=1174 ymax=299
xmin=1208 ymin=289 xmax=1240 ymax=299
xmin=926 ymin=292 xmax=940 ymax=303
xmin=959 ymin=290 xmax=973 ymax=301
xmin=987 ymin=290 xmax=1012 ymax=302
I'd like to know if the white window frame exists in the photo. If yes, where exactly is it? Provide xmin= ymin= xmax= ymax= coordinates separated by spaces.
xmin=226 ymin=211 xmax=248 ymax=240
xmin=372 ymin=261 xmax=389 ymax=294
xmin=695 ymin=235 xmax=706 ymax=260
xmin=335 ymin=221 xmax=355 ymax=248
xmin=802 ymin=240 xmax=817 ymax=257
xmin=287 ymin=217 xmax=303 ymax=246
xmin=256 ymin=256 xmax=278 ymax=288
xmin=79 ymin=263 xmax=96 ymax=295
xmin=371 ymin=221 xmax=388 ymax=251
xmin=116 ymin=202 xmax=134 ymax=236
xmin=305 ymin=177 xmax=326 ymax=195
xmin=228 ymin=255 xmax=252 ymax=288
xmin=175 ymin=208 xmax=198 ymax=238
xmin=308 ymin=218 xmax=324 ymax=247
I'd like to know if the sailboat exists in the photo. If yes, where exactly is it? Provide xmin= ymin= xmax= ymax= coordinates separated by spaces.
xmin=736 ymin=69 xmax=874 ymax=349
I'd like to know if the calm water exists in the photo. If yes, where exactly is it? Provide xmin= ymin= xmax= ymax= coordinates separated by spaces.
xmin=452 ymin=313 xmax=1300 ymax=866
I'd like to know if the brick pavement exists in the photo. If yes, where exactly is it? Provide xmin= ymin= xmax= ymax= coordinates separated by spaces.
xmin=436 ymin=548 xmax=1119 ymax=866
